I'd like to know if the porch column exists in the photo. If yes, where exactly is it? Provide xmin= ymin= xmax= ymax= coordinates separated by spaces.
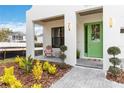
xmin=26 ymin=13 xmax=35 ymax=58
xmin=64 ymin=12 xmax=77 ymax=66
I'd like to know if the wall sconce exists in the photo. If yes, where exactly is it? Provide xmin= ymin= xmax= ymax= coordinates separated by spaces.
xmin=68 ymin=23 xmax=71 ymax=31
xmin=109 ymin=17 xmax=113 ymax=28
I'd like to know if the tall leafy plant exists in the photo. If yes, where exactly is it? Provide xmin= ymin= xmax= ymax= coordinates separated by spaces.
xmin=60 ymin=45 xmax=67 ymax=62
xmin=15 ymin=55 xmax=34 ymax=74
xmin=107 ymin=46 xmax=121 ymax=76
xmin=59 ymin=45 xmax=67 ymax=68
xmin=23 ymin=55 xmax=34 ymax=73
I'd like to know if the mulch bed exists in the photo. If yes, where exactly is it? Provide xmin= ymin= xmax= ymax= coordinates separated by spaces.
xmin=0 ymin=62 xmax=72 ymax=88
xmin=106 ymin=71 xmax=124 ymax=84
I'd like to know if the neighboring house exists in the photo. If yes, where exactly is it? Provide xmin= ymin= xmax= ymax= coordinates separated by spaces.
xmin=36 ymin=33 xmax=43 ymax=43
xmin=8 ymin=32 xmax=26 ymax=43
xmin=26 ymin=5 xmax=124 ymax=71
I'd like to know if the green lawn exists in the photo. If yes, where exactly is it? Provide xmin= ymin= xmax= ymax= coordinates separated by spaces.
xmin=0 ymin=58 xmax=15 ymax=64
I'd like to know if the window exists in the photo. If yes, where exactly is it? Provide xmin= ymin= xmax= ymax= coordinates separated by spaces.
xmin=12 ymin=35 xmax=16 ymax=40
xmin=52 ymin=27 xmax=64 ymax=48
xmin=18 ymin=35 xmax=23 ymax=40
xmin=120 ymin=28 xmax=124 ymax=33
xmin=91 ymin=24 xmax=100 ymax=41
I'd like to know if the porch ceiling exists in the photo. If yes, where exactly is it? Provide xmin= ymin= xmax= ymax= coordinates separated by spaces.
xmin=79 ymin=8 xmax=103 ymax=16
xmin=40 ymin=16 xmax=64 ymax=22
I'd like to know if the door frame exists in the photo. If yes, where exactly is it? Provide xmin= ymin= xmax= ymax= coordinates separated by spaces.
xmin=84 ymin=21 xmax=103 ymax=58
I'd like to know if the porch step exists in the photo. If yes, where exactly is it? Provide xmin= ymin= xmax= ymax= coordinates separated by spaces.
xmin=76 ymin=58 xmax=103 ymax=69
xmin=35 ymin=56 xmax=62 ymax=63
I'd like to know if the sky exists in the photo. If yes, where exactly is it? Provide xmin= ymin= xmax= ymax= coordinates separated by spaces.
xmin=0 ymin=5 xmax=32 ymax=33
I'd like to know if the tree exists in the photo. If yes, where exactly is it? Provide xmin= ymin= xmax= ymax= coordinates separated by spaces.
xmin=0 ymin=28 xmax=12 ymax=42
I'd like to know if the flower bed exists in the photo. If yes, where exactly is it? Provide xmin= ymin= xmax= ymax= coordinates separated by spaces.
xmin=106 ymin=70 xmax=124 ymax=84
xmin=0 ymin=61 xmax=72 ymax=88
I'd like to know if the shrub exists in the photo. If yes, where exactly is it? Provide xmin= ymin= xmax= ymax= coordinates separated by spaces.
xmin=19 ymin=57 xmax=25 ymax=69
xmin=32 ymin=60 xmax=43 ymax=81
xmin=31 ymin=83 xmax=42 ymax=88
xmin=15 ymin=56 xmax=21 ymax=63
xmin=4 ymin=66 xmax=14 ymax=76
xmin=9 ymin=77 xmax=22 ymax=88
xmin=22 ymin=58 xmax=33 ymax=73
xmin=15 ymin=56 xmax=25 ymax=68
xmin=43 ymin=61 xmax=57 ymax=74
xmin=0 ymin=66 xmax=23 ymax=88
xmin=59 ymin=45 xmax=68 ymax=69
xmin=48 ymin=64 xmax=57 ymax=75
xmin=1 ymin=66 xmax=14 ymax=84
xmin=15 ymin=55 xmax=34 ymax=74
xmin=58 ymin=63 xmax=67 ymax=69
xmin=60 ymin=54 xmax=66 ymax=61
xmin=24 ymin=55 xmax=34 ymax=73
xmin=107 ymin=46 xmax=121 ymax=76
xmin=59 ymin=45 xmax=67 ymax=61
xmin=109 ymin=57 xmax=121 ymax=66
xmin=60 ymin=45 xmax=67 ymax=52
xmin=107 ymin=46 xmax=121 ymax=56
xmin=43 ymin=61 xmax=50 ymax=71
xmin=108 ymin=66 xmax=121 ymax=76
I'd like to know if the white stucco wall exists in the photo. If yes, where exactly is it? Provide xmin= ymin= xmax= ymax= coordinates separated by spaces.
xmin=26 ymin=5 xmax=102 ymax=66
xmin=64 ymin=11 xmax=77 ymax=66
xmin=28 ymin=6 xmax=101 ymax=21
xmin=77 ymin=13 xmax=103 ymax=58
xmin=103 ymin=6 xmax=124 ymax=71
xmin=27 ymin=5 xmax=124 ymax=70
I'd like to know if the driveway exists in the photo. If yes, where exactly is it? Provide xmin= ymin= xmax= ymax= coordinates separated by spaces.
xmin=51 ymin=67 xmax=124 ymax=88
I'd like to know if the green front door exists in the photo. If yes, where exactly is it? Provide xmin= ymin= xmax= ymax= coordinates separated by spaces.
xmin=84 ymin=22 xmax=103 ymax=58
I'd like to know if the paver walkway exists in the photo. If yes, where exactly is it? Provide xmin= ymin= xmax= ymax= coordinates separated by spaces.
xmin=51 ymin=67 xmax=124 ymax=88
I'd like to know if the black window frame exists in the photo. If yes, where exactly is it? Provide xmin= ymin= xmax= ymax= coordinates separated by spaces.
xmin=51 ymin=27 xmax=64 ymax=48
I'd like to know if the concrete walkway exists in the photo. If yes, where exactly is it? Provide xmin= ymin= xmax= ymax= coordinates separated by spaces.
xmin=51 ymin=67 xmax=124 ymax=88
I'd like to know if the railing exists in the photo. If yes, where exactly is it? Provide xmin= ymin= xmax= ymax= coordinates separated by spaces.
xmin=0 ymin=42 xmax=26 ymax=48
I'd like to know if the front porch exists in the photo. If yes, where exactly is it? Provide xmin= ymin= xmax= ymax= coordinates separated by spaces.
xmin=34 ymin=15 xmax=64 ymax=58
xmin=35 ymin=55 xmax=103 ymax=69
xmin=34 ymin=7 xmax=103 ymax=69
xmin=27 ymin=6 xmax=104 ymax=69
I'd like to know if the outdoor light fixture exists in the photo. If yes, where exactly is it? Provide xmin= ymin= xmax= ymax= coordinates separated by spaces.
xmin=109 ymin=17 xmax=113 ymax=28
xmin=68 ymin=23 xmax=71 ymax=31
